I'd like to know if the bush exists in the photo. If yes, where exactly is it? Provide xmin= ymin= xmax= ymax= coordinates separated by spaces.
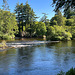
xmin=47 ymin=25 xmax=72 ymax=41
xmin=66 ymin=19 xmax=74 ymax=26
xmin=57 ymin=68 xmax=75 ymax=75
xmin=0 ymin=40 xmax=7 ymax=49
xmin=62 ymin=32 xmax=72 ymax=41
xmin=47 ymin=26 xmax=55 ymax=37
xmin=35 ymin=22 xmax=47 ymax=37
xmin=66 ymin=68 xmax=75 ymax=75
xmin=1 ymin=34 xmax=15 ymax=40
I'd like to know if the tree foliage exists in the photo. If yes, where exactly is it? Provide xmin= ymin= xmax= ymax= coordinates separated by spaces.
xmin=52 ymin=0 xmax=75 ymax=12
xmin=57 ymin=68 xmax=75 ymax=75
xmin=35 ymin=22 xmax=47 ymax=37
xmin=64 ymin=8 xmax=75 ymax=19
xmin=50 ymin=10 xmax=66 ymax=26
xmin=47 ymin=25 xmax=72 ymax=41
xmin=0 ymin=9 xmax=18 ymax=39
xmin=15 ymin=2 xmax=36 ymax=36
xmin=2 ymin=0 xmax=9 ymax=10
xmin=0 ymin=0 xmax=75 ymax=41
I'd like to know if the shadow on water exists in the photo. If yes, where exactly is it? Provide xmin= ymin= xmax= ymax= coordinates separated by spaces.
xmin=0 ymin=40 xmax=75 ymax=75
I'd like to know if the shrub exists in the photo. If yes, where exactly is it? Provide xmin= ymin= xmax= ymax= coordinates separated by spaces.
xmin=35 ymin=22 xmax=47 ymax=37
xmin=47 ymin=25 xmax=72 ymax=41
xmin=66 ymin=68 xmax=75 ymax=75
xmin=57 ymin=68 xmax=75 ymax=75
xmin=0 ymin=40 xmax=7 ymax=49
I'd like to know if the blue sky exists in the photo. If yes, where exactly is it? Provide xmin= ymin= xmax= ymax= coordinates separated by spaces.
xmin=0 ymin=0 xmax=55 ymax=21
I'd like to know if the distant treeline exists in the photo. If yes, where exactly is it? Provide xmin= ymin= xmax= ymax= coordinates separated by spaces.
xmin=0 ymin=1 xmax=75 ymax=40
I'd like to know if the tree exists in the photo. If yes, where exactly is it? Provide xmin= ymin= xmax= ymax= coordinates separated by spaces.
xmin=69 ymin=16 xmax=75 ymax=38
xmin=40 ymin=13 xmax=48 ymax=22
xmin=52 ymin=0 xmax=75 ymax=12
xmin=66 ymin=19 xmax=74 ymax=26
xmin=0 ymin=9 xmax=18 ymax=39
xmin=46 ymin=24 xmax=72 ymax=41
xmin=50 ymin=10 xmax=66 ymax=26
xmin=2 ymin=0 xmax=9 ymax=10
xmin=35 ymin=22 xmax=47 ymax=37
xmin=46 ymin=26 xmax=55 ymax=38
xmin=24 ymin=4 xmax=36 ymax=36
xmin=15 ymin=2 xmax=36 ymax=37
xmin=53 ymin=25 xmax=72 ymax=41
xmin=15 ymin=3 xmax=24 ymax=34
xmin=64 ymin=8 xmax=75 ymax=19
xmin=50 ymin=20 xmax=57 ymax=26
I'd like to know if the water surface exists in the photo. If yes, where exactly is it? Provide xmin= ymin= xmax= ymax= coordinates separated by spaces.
xmin=0 ymin=40 xmax=75 ymax=75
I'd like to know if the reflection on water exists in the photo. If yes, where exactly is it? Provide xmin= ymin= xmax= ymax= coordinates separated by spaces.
xmin=0 ymin=41 xmax=75 ymax=75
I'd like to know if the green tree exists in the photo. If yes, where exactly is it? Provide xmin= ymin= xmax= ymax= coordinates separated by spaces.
xmin=66 ymin=19 xmax=74 ymax=26
xmin=46 ymin=26 xmax=55 ymax=38
xmin=52 ymin=0 xmax=75 ymax=12
xmin=15 ymin=2 xmax=36 ymax=37
xmin=35 ymin=22 xmax=47 ymax=37
xmin=69 ymin=16 xmax=75 ymax=38
xmin=50 ymin=11 xmax=66 ymax=26
xmin=15 ymin=3 xmax=24 ymax=34
xmin=2 ymin=0 xmax=9 ymax=10
xmin=0 ymin=9 xmax=18 ymax=39
xmin=47 ymin=25 xmax=72 ymax=41
xmin=40 ymin=13 xmax=49 ymax=26
xmin=57 ymin=68 xmax=75 ymax=75
xmin=64 ymin=8 xmax=75 ymax=19
xmin=50 ymin=19 xmax=57 ymax=26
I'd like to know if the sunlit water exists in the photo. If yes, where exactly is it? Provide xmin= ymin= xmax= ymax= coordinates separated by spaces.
xmin=0 ymin=40 xmax=75 ymax=75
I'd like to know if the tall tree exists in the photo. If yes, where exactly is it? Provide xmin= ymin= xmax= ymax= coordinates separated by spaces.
xmin=64 ymin=8 xmax=75 ymax=19
xmin=2 ymin=0 xmax=9 ymax=10
xmin=40 ymin=13 xmax=48 ymax=22
xmin=15 ymin=3 xmax=22 ymax=34
xmin=56 ymin=10 xmax=63 ymax=26
xmin=50 ymin=10 xmax=66 ymax=26
xmin=15 ymin=2 xmax=36 ymax=37
xmin=40 ymin=13 xmax=50 ymax=26
xmin=52 ymin=0 xmax=75 ymax=12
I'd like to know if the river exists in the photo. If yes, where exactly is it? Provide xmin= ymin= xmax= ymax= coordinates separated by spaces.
xmin=0 ymin=39 xmax=75 ymax=75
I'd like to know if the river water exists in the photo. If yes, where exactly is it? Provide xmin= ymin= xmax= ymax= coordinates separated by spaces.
xmin=0 ymin=39 xmax=75 ymax=75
